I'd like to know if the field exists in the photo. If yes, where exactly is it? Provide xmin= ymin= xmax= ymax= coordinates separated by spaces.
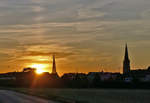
xmin=6 ymin=88 xmax=150 ymax=103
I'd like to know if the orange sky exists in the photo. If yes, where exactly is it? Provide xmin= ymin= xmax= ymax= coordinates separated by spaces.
xmin=0 ymin=0 xmax=150 ymax=76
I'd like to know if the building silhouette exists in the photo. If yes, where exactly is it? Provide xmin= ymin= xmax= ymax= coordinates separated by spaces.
xmin=123 ymin=44 xmax=131 ymax=74
xmin=52 ymin=55 xmax=57 ymax=74
xmin=51 ymin=55 xmax=59 ymax=78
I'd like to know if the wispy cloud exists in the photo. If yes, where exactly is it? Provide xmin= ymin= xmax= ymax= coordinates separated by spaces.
xmin=0 ymin=0 xmax=150 ymax=74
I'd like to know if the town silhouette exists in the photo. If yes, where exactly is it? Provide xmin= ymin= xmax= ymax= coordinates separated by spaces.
xmin=0 ymin=44 xmax=150 ymax=89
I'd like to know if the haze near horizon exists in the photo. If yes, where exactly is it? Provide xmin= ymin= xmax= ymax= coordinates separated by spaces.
xmin=0 ymin=0 xmax=150 ymax=75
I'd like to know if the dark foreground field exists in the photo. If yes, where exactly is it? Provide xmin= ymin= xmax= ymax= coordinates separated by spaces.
xmin=5 ymin=88 xmax=150 ymax=103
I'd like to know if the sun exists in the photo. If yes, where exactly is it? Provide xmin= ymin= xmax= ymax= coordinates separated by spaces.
xmin=29 ymin=64 xmax=47 ymax=74
xmin=36 ymin=69 xmax=44 ymax=74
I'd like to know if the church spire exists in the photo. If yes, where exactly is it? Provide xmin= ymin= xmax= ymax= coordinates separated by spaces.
xmin=123 ymin=44 xmax=131 ymax=74
xmin=125 ymin=44 xmax=129 ymax=60
xmin=52 ymin=54 xmax=57 ymax=74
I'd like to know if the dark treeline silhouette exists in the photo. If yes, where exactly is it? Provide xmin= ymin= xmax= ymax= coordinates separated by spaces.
xmin=0 ymin=67 xmax=150 ymax=89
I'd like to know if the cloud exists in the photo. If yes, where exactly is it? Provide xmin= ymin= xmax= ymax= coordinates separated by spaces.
xmin=22 ymin=51 xmax=75 ymax=58
xmin=0 ymin=0 xmax=150 ymax=73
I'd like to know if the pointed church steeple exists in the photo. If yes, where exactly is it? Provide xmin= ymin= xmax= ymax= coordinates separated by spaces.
xmin=123 ymin=44 xmax=131 ymax=74
xmin=125 ymin=44 xmax=129 ymax=60
xmin=52 ymin=54 xmax=57 ymax=74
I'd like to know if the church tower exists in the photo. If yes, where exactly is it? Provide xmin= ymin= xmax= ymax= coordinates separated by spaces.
xmin=123 ymin=44 xmax=131 ymax=74
xmin=52 ymin=55 xmax=57 ymax=74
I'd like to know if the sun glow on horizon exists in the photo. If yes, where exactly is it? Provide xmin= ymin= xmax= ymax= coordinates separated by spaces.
xmin=36 ymin=69 xmax=45 ymax=74
xmin=29 ymin=64 xmax=48 ymax=74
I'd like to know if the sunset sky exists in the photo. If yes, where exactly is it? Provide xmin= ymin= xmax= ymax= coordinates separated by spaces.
xmin=0 ymin=0 xmax=150 ymax=75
